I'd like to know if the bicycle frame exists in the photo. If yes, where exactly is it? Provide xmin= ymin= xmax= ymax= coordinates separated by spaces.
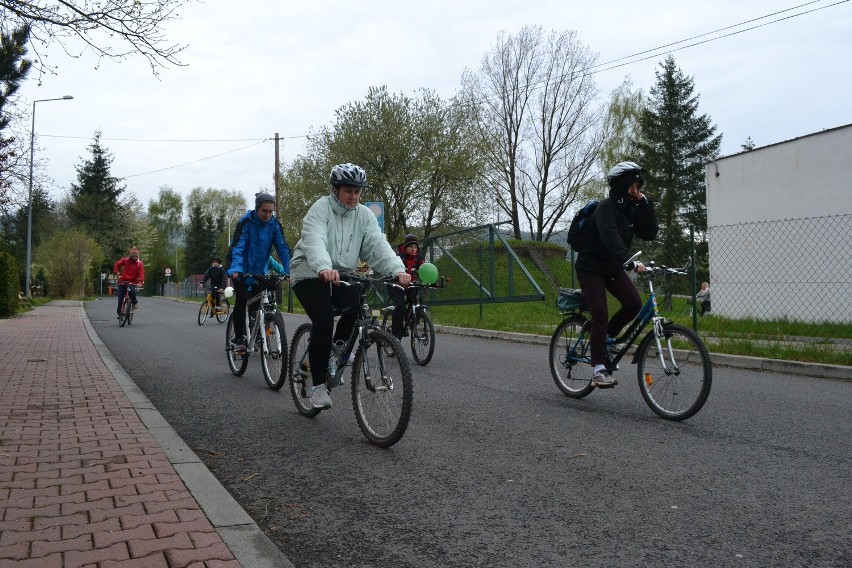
xmin=566 ymin=265 xmax=684 ymax=374
xmin=243 ymin=284 xmax=279 ymax=357
xmin=295 ymin=274 xmax=397 ymax=390
xmin=119 ymin=283 xmax=136 ymax=309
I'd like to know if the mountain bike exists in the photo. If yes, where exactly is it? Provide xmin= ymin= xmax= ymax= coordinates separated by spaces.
xmin=288 ymin=272 xmax=414 ymax=447
xmin=198 ymin=285 xmax=230 ymax=325
xmin=378 ymin=278 xmax=446 ymax=366
xmin=117 ymin=283 xmax=138 ymax=327
xmin=549 ymin=253 xmax=712 ymax=421
xmin=225 ymin=274 xmax=289 ymax=390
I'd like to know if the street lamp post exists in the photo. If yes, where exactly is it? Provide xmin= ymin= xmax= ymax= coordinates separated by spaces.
xmin=25 ymin=95 xmax=74 ymax=298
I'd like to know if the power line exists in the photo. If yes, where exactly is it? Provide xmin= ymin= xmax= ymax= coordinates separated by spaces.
xmin=121 ymin=140 xmax=269 ymax=179
xmin=587 ymin=0 xmax=849 ymax=77
xmin=38 ymin=134 xmax=306 ymax=142
xmin=584 ymin=0 xmax=840 ymax=74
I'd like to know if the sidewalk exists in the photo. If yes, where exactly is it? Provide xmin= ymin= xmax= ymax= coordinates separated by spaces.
xmin=0 ymin=303 xmax=293 ymax=568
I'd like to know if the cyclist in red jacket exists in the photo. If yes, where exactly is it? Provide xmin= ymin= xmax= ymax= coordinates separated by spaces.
xmin=114 ymin=247 xmax=145 ymax=317
xmin=388 ymin=234 xmax=425 ymax=340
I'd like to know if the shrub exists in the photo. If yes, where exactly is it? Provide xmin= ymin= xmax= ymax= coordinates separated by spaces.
xmin=0 ymin=252 xmax=20 ymax=317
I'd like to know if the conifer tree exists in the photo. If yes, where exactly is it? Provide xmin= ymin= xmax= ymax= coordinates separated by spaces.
xmin=67 ymin=131 xmax=134 ymax=270
xmin=0 ymin=24 xmax=32 ymax=211
xmin=638 ymin=55 xmax=721 ymax=267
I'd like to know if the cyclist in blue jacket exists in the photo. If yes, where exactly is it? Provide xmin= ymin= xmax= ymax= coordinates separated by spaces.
xmin=227 ymin=193 xmax=291 ymax=355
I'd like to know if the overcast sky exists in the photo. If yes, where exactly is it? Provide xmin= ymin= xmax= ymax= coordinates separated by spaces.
xmin=12 ymin=0 xmax=852 ymax=213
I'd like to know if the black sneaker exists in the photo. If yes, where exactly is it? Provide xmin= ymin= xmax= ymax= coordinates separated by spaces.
xmin=233 ymin=340 xmax=247 ymax=357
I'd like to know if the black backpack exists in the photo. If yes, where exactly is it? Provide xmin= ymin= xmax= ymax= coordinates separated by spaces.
xmin=566 ymin=200 xmax=599 ymax=252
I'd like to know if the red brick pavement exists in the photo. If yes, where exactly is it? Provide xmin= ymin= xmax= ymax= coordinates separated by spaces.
xmin=0 ymin=305 xmax=241 ymax=567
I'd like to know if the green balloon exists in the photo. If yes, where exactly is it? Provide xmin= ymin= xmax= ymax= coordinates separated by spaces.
xmin=418 ymin=262 xmax=439 ymax=285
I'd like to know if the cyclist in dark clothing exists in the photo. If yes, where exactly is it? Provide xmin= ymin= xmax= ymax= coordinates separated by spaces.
xmin=202 ymin=258 xmax=227 ymax=307
xmin=575 ymin=161 xmax=659 ymax=387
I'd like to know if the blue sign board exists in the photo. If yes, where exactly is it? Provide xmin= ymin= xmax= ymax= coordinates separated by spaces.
xmin=365 ymin=201 xmax=385 ymax=233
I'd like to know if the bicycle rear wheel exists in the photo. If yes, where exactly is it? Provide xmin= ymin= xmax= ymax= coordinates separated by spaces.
xmin=549 ymin=314 xmax=594 ymax=398
xmin=198 ymin=300 xmax=209 ymax=325
xmin=289 ymin=323 xmax=320 ymax=417
xmin=635 ymin=323 xmax=712 ymax=421
xmin=216 ymin=298 xmax=230 ymax=323
xmin=351 ymin=328 xmax=413 ymax=447
xmin=260 ymin=313 xmax=288 ymax=391
xmin=225 ymin=314 xmax=248 ymax=376
xmin=410 ymin=310 xmax=435 ymax=366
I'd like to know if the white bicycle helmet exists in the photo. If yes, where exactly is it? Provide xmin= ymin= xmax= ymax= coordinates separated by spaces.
xmin=329 ymin=163 xmax=368 ymax=188
xmin=607 ymin=161 xmax=646 ymax=192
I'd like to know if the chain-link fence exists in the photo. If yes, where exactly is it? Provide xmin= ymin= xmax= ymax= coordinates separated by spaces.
xmin=708 ymin=214 xmax=851 ymax=323
xmin=153 ymin=216 xmax=850 ymax=365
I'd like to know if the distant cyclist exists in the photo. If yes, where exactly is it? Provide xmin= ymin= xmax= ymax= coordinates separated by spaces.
xmin=114 ymin=247 xmax=145 ymax=318
xmin=575 ymin=161 xmax=658 ymax=388
xmin=201 ymin=257 xmax=227 ymax=309
xmin=289 ymin=163 xmax=408 ymax=410
xmin=226 ymin=193 xmax=291 ymax=356
xmin=388 ymin=233 xmax=425 ymax=340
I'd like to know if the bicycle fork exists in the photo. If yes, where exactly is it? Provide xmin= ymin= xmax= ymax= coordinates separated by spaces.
xmin=650 ymin=317 xmax=680 ymax=376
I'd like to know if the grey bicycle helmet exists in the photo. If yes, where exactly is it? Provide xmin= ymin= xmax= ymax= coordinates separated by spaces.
xmin=607 ymin=161 xmax=646 ymax=193
xmin=329 ymin=163 xmax=368 ymax=188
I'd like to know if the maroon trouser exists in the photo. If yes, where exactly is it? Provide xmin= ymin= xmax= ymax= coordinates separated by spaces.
xmin=577 ymin=271 xmax=642 ymax=367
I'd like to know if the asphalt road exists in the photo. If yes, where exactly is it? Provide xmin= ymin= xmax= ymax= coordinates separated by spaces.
xmin=85 ymin=296 xmax=851 ymax=568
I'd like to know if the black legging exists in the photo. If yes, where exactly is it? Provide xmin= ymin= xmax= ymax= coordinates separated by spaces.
xmin=577 ymin=271 xmax=642 ymax=367
xmin=387 ymin=284 xmax=419 ymax=338
xmin=232 ymin=279 xmax=262 ymax=341
xmin=292 ymin=278 xmax=361 ymax=386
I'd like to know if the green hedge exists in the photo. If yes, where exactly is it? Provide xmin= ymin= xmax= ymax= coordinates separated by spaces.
xmin=0 ymin=252 xmax=20 ymax=317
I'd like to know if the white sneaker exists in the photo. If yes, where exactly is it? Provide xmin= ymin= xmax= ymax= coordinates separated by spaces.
xmin=309 ymin=385 xmax=332 ymax=409
xmin=591 ymin=371 xmax=617 ymax=388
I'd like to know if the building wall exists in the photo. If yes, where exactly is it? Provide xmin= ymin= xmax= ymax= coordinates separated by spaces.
xmin=707 ymin=124 xmax=852 ymax=322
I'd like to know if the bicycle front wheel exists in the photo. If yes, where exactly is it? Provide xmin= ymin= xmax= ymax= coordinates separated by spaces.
xmin=216 ymin=298 xmax=230 ymax=323
xmin=198 ymin=301 xmax=209 ymax=325
xmin=261 ymin=313 xmax=288 ymax=390
xmin=410 ymin=310 xmax=435 ymax=366
xmin=118 ymin=299 xmax=128 ymax=327
xmin=635 ymin=323 xmax=712 ymax=421
xmin=288 ymin=323 xmax=320 ymax=417
xmin=125 ymin=299 xmax=133 ymax=326
xmin=549 ymin=315 xmax=594 ymax=398
xmin=351 ymin=328 xmax=413 ymax=447
xmin=225 ymin=314 xmax=248 ymax=376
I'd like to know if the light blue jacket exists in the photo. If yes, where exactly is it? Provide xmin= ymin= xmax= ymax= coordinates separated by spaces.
xmin=289 ymin=194 xmax=404 ymax=285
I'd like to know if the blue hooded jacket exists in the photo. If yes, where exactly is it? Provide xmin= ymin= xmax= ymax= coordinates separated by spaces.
xmin=227 ymin=210 xmax=290 ymax=279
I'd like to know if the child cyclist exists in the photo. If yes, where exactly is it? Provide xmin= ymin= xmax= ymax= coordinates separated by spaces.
xmin=388 ymin=234 xmax=425 ymax=340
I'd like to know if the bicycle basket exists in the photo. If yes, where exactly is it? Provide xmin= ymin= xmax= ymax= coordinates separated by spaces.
xmin=556 ymin=288 xmax=586 ymax=311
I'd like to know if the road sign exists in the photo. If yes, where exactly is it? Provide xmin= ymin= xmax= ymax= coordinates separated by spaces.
xmin=165 ymin=268 xmax=172 ymax=276
xmin=365 ymin=201 xmax=384 ymax=233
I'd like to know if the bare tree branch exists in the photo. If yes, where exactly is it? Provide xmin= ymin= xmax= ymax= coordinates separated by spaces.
xmin=0 ymin=0 xmax=190 ymax=78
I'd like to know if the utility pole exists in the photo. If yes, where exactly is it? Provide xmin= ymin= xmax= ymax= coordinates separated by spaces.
xmin=274 ymin=132 xmax=280 ymax=212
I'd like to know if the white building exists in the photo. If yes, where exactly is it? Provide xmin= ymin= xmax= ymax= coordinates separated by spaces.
xmin=706 ymin=123 xmax=852 ymax=323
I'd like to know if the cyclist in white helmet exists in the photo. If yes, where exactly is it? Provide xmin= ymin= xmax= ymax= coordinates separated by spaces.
xmin=575 ymin=161 xmax=659 ymax=388
xmin=289 ymin=163 xmax=408 ymax=410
